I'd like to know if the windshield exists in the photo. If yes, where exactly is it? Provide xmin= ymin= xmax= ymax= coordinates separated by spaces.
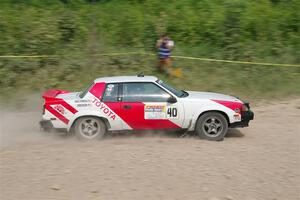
xmin=156 ymin=80 xmax=188 ymax=97
xmin=79 ymin=82 xmax=94 ymax=98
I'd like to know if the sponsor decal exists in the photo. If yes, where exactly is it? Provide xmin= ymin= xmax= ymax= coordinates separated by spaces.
xmin=53 ymin=104 xmax=65 ymax=115
xmin=105 ymin=102 xmax=181 ymax=130
xmin=144 ymin=104 xmax=179 ymax=119
xmin=166 ymin=107 xmax=178 ymax=118
xmin=233 ymin=114 xmax=241 ymax=120
xmin=92 ymin=97 xmax=116 ymax=120
xmin=45 ymin=104 xmax=69 ymax=124
xmin=76 ymin=104 xmax=92 ymax=107
xmin=44 ymin=99 xmax=78 ymax=125
xmin=75 ymin=99 xmax=91 ymax=103
xmin=144 ymin=105 xmax=166 ymax=119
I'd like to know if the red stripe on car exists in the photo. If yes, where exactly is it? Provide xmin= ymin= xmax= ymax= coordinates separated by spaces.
xmin=57 ymin=101 xmax=78 ymax=114
xmin=46 ymin=100 xmax=78 ymax=114
xmin=211 ymin=100 xmax=242 ymax=112
xmin=106 ymin=102 xmax=180 ymax=130
xmin=44 ymin=94 xmax=78 ymax=124
xmin=45 ymin=104 xmax=69 ymax=124
xmin=89 ymin=83 xmax=106 ymax=99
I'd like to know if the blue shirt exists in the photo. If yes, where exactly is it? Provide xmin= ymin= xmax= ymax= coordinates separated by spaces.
xmin=158 ymin=43 xmax=170 ymax=58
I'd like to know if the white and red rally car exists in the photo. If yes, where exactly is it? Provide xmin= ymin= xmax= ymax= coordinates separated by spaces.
xmin=40 ymin=75 xmax=254 ymax=141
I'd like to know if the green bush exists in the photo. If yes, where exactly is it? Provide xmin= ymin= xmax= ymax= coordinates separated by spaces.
xmin=0 ymin=0 xmax=299 ymax=100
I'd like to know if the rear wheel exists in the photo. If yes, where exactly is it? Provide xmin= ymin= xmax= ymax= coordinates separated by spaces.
xmin=74 ymin=117 xmax=106 ymax=140
xmin=195 ymin=112 xmax=228 ymax=141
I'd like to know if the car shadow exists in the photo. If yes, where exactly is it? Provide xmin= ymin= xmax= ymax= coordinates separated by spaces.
xmin=47 ymin=129 xmax=244 ymax=140
xmin=106 ymin=129 xmax=245 ymax=140
xmin=106 ymin=130 xmax=182 ymax=139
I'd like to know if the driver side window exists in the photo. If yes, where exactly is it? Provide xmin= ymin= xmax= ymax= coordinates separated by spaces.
xmin=122 ymin=82 xmax=170 ymax=102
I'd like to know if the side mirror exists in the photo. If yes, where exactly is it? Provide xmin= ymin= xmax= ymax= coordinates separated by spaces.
xmin=167 ymin=96 xmax=177 ymax=104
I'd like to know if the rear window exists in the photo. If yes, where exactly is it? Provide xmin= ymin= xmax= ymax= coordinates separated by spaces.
xmin=79 ymin=82 xmax=94 ymax=98
xmin=102 ymin=83 xmax=119 ymax=102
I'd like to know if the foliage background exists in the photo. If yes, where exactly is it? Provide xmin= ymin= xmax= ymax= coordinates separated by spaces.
xmin=0 ymin=0 xmax=299 ymax=100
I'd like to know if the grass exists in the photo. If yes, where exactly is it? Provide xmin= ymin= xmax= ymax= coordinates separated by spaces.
xmin=1 ymin=53 xmax=299 ymax=104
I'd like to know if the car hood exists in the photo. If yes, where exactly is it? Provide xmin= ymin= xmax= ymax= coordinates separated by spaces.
xmin=185 ymin=91 xmax=242 ymax=102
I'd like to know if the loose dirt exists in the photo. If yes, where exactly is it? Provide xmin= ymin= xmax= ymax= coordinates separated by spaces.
xmin=0 ymin=98 xmax=299 ymax=200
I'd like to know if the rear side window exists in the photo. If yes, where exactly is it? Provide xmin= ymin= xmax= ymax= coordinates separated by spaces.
xmin=102 ymin=83 xmax=119 ymax=102
xmin=79 ymin=82 xmax=94 ymax=98
xmin=122 ymin=82 xmax=170 ymax=102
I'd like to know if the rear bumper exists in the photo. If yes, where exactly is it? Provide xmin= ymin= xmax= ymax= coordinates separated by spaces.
xmin=39 ymin=120 xmax=53 ymax=130
xmin=230 ymin=110 xmax=254 ymax=128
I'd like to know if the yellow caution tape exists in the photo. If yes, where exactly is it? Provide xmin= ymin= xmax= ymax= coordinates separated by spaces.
xmin=0 ymin=52 xmax=141 ymax=58
xmin=0 ymin=52 xmax=299 ymax=67
xmin=170 ymin=55 xmax=300 ymax=67
xmin=0 ymin=55 xmax=57 ymax=58
xmin=94 ymin=52 xmax=143 ymax=56
xmin=140 ymin=52 xmax=300 ymax=67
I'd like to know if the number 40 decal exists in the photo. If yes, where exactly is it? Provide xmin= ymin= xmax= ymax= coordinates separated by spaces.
xmin=167 ymin=107 xmax=178 ymax=118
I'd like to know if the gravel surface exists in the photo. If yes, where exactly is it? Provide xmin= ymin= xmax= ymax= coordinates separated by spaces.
xmin=0 ymin=98 xmax=299 ymax=200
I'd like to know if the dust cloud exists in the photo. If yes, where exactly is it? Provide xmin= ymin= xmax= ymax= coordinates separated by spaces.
xmin=0 ymin=96 xmax=299 ymax=200
xmin=0 ymin=94 xmax=68 ymax=148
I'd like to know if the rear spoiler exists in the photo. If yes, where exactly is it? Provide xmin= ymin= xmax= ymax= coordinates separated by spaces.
xmin=42 ymin=89 xmax=70 ymax=101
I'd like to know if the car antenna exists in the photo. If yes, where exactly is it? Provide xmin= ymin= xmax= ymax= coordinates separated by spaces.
xmin=137 ymin=72 xmax=144 ymax=77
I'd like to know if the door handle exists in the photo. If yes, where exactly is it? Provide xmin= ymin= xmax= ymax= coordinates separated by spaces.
xmin=123 ymin=105 xmax=132 ymax=109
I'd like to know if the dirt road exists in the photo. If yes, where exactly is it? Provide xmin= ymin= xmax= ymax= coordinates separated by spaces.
xmin=0 ymin=98 xmax=299 ymax=200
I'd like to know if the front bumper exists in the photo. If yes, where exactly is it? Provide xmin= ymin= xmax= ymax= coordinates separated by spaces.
xmin=230 ymin=110 xmax=254 ymax=128
xmin=39 ymin=120 xmax=53 ymax=130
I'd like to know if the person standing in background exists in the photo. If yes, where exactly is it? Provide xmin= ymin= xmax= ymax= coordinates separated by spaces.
xmin=156 ymin=34 xmax=174 ymax=74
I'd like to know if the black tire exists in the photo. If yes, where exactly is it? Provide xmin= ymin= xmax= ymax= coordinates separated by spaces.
xmin=74 ymin=117 xmax=106 ymax=140
xmin=195 ymin=112 xmax=228 ymax=141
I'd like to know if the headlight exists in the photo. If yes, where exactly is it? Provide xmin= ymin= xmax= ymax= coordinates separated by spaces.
xmin=234 ymin=108 xmax=241 ymax=113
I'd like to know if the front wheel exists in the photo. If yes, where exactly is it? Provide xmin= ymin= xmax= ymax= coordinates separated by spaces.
xmin=195 ymin=112 xmax=228 ymax=141
xmin=74 ymin=117 xmax=107 ymax=140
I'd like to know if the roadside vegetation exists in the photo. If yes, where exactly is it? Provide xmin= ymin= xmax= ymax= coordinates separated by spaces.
xmin=0 ymin=0 xmax=299 ymax=101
